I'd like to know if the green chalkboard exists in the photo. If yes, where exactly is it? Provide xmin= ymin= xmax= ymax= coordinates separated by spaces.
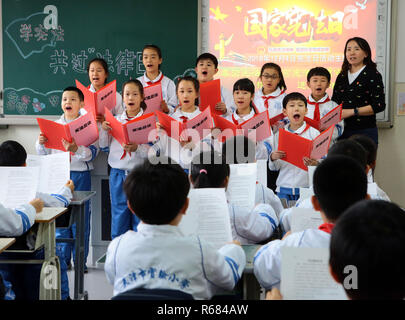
xmin=2 ymin=0 xmax=198 ymax=116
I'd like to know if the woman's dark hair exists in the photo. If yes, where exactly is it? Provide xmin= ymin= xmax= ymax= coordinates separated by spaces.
xmin=259 ymin=63 xmax=287 ymax=91
xmin=233 ymin=78 xmax=256 ymax=113
xmin=190 ymin=151 xmax=230 ymax=189
xmin=341 ymin=37 xmax=377 ymax=74
xmin=122 ymin=79 xmax=147 ymax=111
xmin=87 ymin=58 xmax=109 ymax=84
xmin=176 ymin=76 xmax=200 ymax=106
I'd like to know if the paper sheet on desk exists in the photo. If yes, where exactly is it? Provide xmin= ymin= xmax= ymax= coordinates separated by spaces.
xmin=290 ymin=208 xmax=323 ymax=233
xmin=281 ymin=247 xmax=347 ymax=300
xmin=226 ymin=163 xmax=257 ymax=211
xmin=0 ymin=167 xmax=39 ymax=208
xmin=27 ymin=152 xmax=70 ymax=195
xmin=178 ymin=188 xmax=232 ymax=250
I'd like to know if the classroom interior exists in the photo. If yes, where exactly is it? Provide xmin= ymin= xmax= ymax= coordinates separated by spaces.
xmin=0 ymin=0 xmax=404 ymax=301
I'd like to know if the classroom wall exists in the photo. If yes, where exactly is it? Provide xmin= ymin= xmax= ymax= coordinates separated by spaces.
xmin=1 ymin=1 xmax=405 ymax=207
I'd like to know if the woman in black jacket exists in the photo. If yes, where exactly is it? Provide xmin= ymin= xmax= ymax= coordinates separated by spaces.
xmin=332 ymin=37 xmax=385 ymax=145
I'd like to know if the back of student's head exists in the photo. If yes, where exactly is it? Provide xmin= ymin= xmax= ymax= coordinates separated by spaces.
xmin=313 ymin=155 xmax=367 ymax=221
xmin=330 ymin=200 xmax=405 ymax=300
xmin=195 ymin=53 xmax=218 ymax=69
xmin=0 ymin=140 xmax=27 ymax=167
xmin=348 ymin=134 xmax=377 ymax=168
xmin=306 ymin=67 xmax=331 ymax=82
xmin=123 ymin=157 xmax=189 ymax=225
xmin=64 ymin=86 xmax=84 ymax=102
xmin=327 ymin=139 xmax=367 ymax=170
xmin=221 ymin=135 xmax=256 ymax=164
xmin=190 ymin=151 xmax=229 ymax=189
xmin=282 ymin=92 xmax=307 ymax=109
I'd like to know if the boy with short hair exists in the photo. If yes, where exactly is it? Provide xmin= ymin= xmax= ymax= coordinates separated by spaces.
xmin=105 ymin=157 xmax=246 ymax=300
xmin=195 ymin=52 xmax=235 ymax=116
xmin=254 ymin=155 xmax=369 ymax=291
xmin=306 ymin=67 xmax=344 ymax=143
xmin=330 ymin=200 xmax=405 ymax=300
xmin=268 ymin=92 xmax=320 ymax=201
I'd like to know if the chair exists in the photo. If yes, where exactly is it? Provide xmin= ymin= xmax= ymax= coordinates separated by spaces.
xmin=111 ymin=287 xmax=194 ymax=300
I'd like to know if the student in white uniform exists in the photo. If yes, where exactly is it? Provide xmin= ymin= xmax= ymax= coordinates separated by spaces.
xmin=279 ymin=139 xmax=390 ymax=234
xmin=100 ymin=79 xmax=162 ymax=239
xmin=190 ymin=151 xmax=278 ymax=244
xmin=253 ymin=63 xmax=287 ymax=132
xmin=254 ymin=155 xmax=369 ymax=291
xmin=195 ymin=53 xmax=235 ymax=116
xmin=306 ymin=67 xmax=343 ymax=144
xmin=105 ymin=157 xmax=246 ymax=300
xmin=87 ymin=57 xmax=124 ymax=121
xmin=329 ymin=200 xmax=405 ymax=300
xmin=221 ymin=136 xmax=284 ymax=218
xmin=137 ymin=44 xmax=178 ymax=114
xmin=269 ymin=92 xmax=320 ymax=201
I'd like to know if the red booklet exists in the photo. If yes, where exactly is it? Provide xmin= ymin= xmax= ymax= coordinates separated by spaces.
xmin=144 ymin=82 xmax=163 ymax=114
xmin=104 ymin=108 xmax=157 ymax=145
xmin=155 ymin=107 xmax=213 ymax=142
xmin=37 ymin=112 xmax=99 ymax=152
xmin=199 ymin=79 xmax=222 ymax=115
xmin=75 ymin=79 xmax=116 ymax=116
xmin=213 ymin=110 xmax=272 ymax=143
xmin=277 ymin=125 xmax=334 ymax=171
xmin=305 ymin=104 xmax=342 ymax=132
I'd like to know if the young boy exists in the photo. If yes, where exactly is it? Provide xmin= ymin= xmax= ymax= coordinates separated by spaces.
xmin=104 ymin=157 xmax=246 ymax=300
xmin=330 ymin=200 xmax=405 ymax=300
xmin=195 ymin=53 xmax=235 ymax=117
xmin=269 ymin=92 xmax=320 ymax=201
xmin=36 ymin=86 xmax=98 ymax=273
xmin=306 ymin=67 xmax=343 ymax=143
xmin=253 ymin=155 xmax=369 ymax=291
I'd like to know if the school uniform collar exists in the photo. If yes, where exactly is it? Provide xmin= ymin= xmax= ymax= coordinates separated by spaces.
xmin=261 ymin=87 xmax=282 ymax=98
xmin=137 ymin=222 xmax=185 ymax=237
xmin=318 ymin=223 xmax=334 ymax=234
xmin=118 ymin=108 xmax=144 ymax=121
xmin=232 ymin=108 xmax=255 ymax=123
xmin=286 ymin=121 xmax=309 ymax=135
xmin=60 ymin=114 xmax=80 ymax=124
xmin=176 ymin=107 xmax=200 ymax=119
xmin=308 ymin=93 xmax=330 ymax=104
xmin=143 ymin=71 xmax=164 ymax=84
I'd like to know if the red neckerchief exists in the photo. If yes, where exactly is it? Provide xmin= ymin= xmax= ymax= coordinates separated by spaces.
xmin=262 ymin=90 xmax=286 ymax=109
xmin=293 ymin=123 xmax=311 ymax=135
xmin=179 ymin=116 xmax=188 ymax=124
xmin=231 ymin=114 xmax=240 ymax=125
xmin=318 ymin=223 xmax=335 ymax=234
xmin=120 ymin=115 xmax=137 ymax=160
xmin=306 ymin=96 xmax=331 ymax=122
xmin=146 ymin=73 xmax=164 ymax=86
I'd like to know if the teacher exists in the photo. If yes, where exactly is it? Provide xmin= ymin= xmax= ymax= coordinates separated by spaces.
xmin=332 ymin=37 xmax=385 ymax=145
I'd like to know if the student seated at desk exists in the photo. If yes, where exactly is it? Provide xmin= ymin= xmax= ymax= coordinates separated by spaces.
xmin=104 ymin=157 xmax=246 ymax=300
xmin=253 ymin=155 xmax=369 ymax=291
xmin=0 ymin=140 xmax=73 ymax=300
xmin=190 ymin=151 xmax=278 ymax=244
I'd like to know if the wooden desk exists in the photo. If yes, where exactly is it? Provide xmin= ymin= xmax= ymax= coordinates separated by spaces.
xmin=0 ymin=238 xmax=16 ymax=254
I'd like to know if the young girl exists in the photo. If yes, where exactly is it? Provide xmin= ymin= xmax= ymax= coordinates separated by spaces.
xmin=190 ymin=151 xmax=279 ymax=244
xmin=99 ymin=79 xmax=161 ymax=239
xmin=225 ymin=78 xmax=273 ymax=161
xmin=87 ymin=58 xmax=124 ymax=121
xmin=137 ymin=44 xmax=178 ymax=114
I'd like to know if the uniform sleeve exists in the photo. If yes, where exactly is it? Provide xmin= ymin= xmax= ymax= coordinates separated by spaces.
xmin=98 ymin=128 xmax=111 ymax=151
xmin=268 ymin=132 xmax=281 ymax=171
xmin=368 ymin=70 xmax=386 ymax=114
xmin=255 ymin=137 xmax=273 ymax=160
xmin=35 ymin=139 xmax=51 ymax=155
xmin=230 ymin=204 xmax=278 ymax=243
xmin=199 ymin=238 xmax=246 ymax=291
xmin=279 ymin=208 xmax=292 ymax=235
xmin=36 ymin=186 xmax=73 ymax=207
xmin=113 ymin=92 xmax=124 ymax=116
xmin=165 ymin=79 xmax=179 ymax=112
xmin=104 ymin=236 xmax=122 ymax=285
xmin=72 ymin=142 xmax=99 ymax=162
xmin=221 ymin=86 xmax=236 ymax=116
xmin=0 ymin=203 xmax=36 ymax=237
xmin=257 ymin=183 xmax=284 ymax=218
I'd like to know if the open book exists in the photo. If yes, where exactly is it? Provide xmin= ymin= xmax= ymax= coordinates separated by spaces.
xmin=278 ymin=125 xmax=334 ymax=171
xmin=213 ymin=110 xmax=271 ymax=142
xmin=105 ymin=108 xmax=157 ymax=145
xmin=305 ymin=104 xmax=342 ymax=132
xmin=75 ymin=79 xmax=116 ymax=116
xmin=155 ymin=107 xmax=213 ymax=142
xmin=199 ymin=79 xmax=222 ymax=116
xmin=144 ymin=82 xmax=163 ymax=114
xmin=37 ymin=111 xmax=99 ymax=152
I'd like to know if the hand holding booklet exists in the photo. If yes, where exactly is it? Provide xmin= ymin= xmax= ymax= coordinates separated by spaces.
xmin=305 ymin=104 xmax=342 ymax=132
xmin=178 ymin=188 xmax=233 ymax=250
xmin=37 ymin=111 xmax=99 ymax=152
xmin=143 ymin=82 xmax=163 ymax=114
xmin=75 ymin=79 xmax=116 ymax=116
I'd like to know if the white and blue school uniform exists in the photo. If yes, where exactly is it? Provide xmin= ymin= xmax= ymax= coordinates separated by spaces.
xmin=137 ymin=72 xmax=178 ymax=114
xmin=254 ymin=87 xmax=286 ymax=118
xmin=225 ymin=108 xmax=273 ymax=161
xmin=89 ymin=83 xmax=124 ymax=116
xmin=269 ymin=121 xmax=320 ymax=201
xmin=35 ymin=114 xmax=98 ymax=269
xmin=104 ymin=223 xmax=246 ymax=300
xmin=228 ymin=203 xmax=278 ymax=245
xmin=255 ymin=182 xmax=284 ymax=218
xmin=253 ymin=223 xmax=333 ymax=290
xmin=220 ymin=85 xmax=236 ymax=117
xmin=99 ymin=109 xmax=161 ymax=239
xmin=307 ymin=94 xmax=344 ymax=144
